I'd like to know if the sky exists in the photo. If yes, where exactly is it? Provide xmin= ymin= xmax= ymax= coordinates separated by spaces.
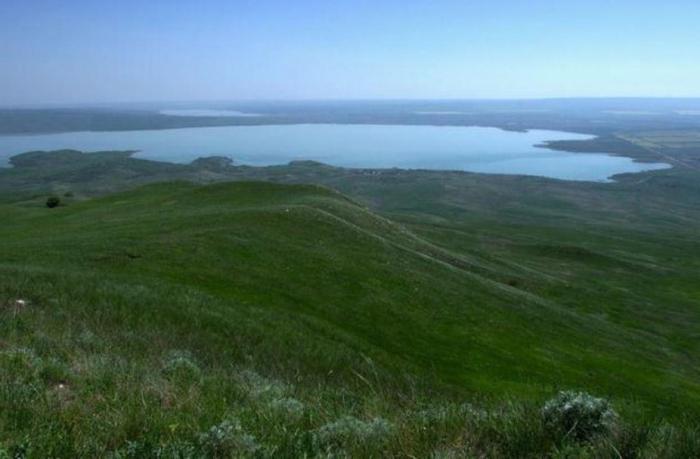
xmin=1 ymin=0 xmax=699 ymax=105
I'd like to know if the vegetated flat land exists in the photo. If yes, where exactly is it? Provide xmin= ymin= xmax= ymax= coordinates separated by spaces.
xmin=4 ymin=98 xmax=700 ymax=135
xmin=622 ymin=130 xmax=700 ymax=148
xmin=619 ymin=131 xmax=700 ymax=170
xmin=1 ymin=128 xmax=700 ymax=456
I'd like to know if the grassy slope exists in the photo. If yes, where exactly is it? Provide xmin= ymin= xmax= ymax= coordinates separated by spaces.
xmin=3 ymin=180 xmax=700 ymax=407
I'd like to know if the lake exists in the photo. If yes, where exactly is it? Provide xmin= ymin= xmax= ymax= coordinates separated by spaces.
xmin=0 ymin=124 xmax=670 ymax=181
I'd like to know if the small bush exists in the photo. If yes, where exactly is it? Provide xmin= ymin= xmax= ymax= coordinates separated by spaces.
xmin=198 ymin=418 xmax=260 ymax=457
xmin=110 ymin=439 xmax=198 ymax=459
xmin=236 ymin=369 xmax=288 ymax=400
xmin=315 ymin=415 xmax=393 ymax=454
xmin=155 ymin=441 xmax=198 ymax=459
xmin=268 ymin=397 xmax=305 ymax=421
xmin=542 ymin=391 xmax=617 ymax=443
xmin=162 ymin=351 xmax=201 ymax=385
xmin=46 ymin=196 xmax=61 ymax=208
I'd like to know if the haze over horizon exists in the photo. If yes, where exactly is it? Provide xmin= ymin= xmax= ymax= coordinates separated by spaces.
xmin=2 ymin=0 xmax=699 ymax=105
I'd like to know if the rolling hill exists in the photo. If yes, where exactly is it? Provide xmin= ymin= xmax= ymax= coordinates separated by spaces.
xmin=2 ymin=175 xmax=700 ymax=456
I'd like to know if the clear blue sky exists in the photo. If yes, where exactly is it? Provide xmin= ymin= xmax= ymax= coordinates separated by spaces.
xmin=1 ymin=0 xmax=699 ymax=104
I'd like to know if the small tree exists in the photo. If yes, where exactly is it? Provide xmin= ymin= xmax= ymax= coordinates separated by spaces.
xmin=46 ymin=196 xmax=61 ymax=208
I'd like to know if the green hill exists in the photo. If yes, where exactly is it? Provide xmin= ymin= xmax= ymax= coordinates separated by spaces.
xmin=2 ymin=177 xmax=700 ymax=457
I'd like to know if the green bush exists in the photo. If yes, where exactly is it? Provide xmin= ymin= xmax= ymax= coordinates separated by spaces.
xmin=45 ymin=196 xmax=60 ymax=208
xmin=542 ymin=391 xmax=618 ymax=443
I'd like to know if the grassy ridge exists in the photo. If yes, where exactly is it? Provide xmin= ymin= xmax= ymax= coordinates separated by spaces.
xmin=4 ymin=180 xmax=699 ymax=410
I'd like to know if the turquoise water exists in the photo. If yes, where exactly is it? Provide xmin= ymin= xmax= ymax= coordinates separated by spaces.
xmin=0 ymin=124 xmax=670 ymax=181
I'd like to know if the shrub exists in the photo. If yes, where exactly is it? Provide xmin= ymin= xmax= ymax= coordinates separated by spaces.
xmin=315 ymin=415 xmax=393 ymax=454
xmin=198 ymin=418 xmax=260 ymax=457
xmin=162 ymin=351 xmax=201 ymax=385
xmin=542 ymin=391 xmax=618 ymax=442
xmin=46 ymin=196 xmax=61 ymax=208
xmin=109 ymin=440 xmax=198 ymax=459
xmin=268 ymin=397 xmax=305 ymax=421
xmin=155 ymin=441 xmax=198 ymax=459
xmin=236 ymin=369 xmax=288 ymax=401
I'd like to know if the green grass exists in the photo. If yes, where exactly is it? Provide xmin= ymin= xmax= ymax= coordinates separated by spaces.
xmin=1 ymin=176 xmax=700 ymax=456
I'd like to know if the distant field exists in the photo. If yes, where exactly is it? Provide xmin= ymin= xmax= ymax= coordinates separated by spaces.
xmin=618 ymin=131 xmax=700 ymax=170
xmin=621 ymin=130 xmax=700 ymax=149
